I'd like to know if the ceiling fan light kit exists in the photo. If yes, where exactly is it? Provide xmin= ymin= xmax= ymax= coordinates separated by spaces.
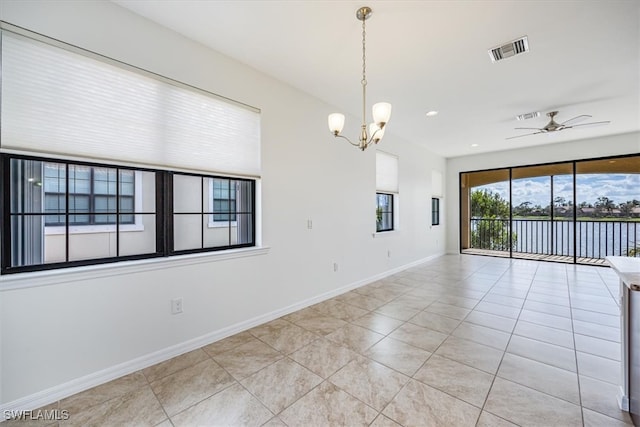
xmin=507 ymin=110 xmax=611 ymax=140
xmin=328 ymin=6 xmax=391 ymax=151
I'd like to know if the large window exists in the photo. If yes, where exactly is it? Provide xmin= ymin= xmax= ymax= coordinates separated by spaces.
xmin=0 ymin=27 xmax=261 ymax=275
xmin=1 ymin=154 xmax=256 ymax=274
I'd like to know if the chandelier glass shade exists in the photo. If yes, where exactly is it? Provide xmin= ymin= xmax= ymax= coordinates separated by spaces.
xmin=328 ymin=6 xmax=391 ymax=151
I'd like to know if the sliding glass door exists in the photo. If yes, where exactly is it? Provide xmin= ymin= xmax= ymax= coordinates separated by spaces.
xmin=511 ymin=163 xmax=573 ymax=262
xmin=460 ymin=169 xmax=511 ymax=257
xmin=576 ymin=157 xmax=640 ymax=262
xmin=460 ymin=154 xmax=639 ymax=265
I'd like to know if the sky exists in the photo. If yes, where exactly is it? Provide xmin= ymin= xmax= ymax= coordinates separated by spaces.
xmin=476 ymin=173 xmax=640 ymax=207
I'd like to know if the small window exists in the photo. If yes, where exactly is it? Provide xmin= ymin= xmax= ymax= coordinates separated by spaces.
xmin=376 ymin=193 xmax=394 ymax=232
xmin=432 ymin=198 xmax=440 ymax=226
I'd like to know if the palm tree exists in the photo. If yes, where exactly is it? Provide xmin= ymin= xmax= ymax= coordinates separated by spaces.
xmin=595 ymin=196 xmax=615 ymax=217
xmin=620 ymin=201 xmax=635 ymax=218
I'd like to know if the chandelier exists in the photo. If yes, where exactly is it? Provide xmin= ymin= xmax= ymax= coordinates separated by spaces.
xmin=328 ymin=6 xmax=391 ymax=151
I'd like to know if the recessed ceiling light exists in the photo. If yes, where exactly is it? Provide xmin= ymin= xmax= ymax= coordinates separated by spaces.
xmin=471 ymin=143 xmax=479 ymax=147
xmin=426 ymin=110 xmax=438 ymax=117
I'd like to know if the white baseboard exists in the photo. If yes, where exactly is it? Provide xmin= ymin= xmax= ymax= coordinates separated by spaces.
xmin=0 ymin=253 xmax=443 ymax=414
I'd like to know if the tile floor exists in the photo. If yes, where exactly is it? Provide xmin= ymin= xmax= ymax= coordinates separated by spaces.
xmin=9 ymin=254 xmax=635 ymax=426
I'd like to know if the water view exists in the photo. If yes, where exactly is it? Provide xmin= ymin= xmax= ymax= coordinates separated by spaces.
xmin=461 ymin=156 xmax=640 ymax=263
xmin=471 ymin=218 xmax=639 ymax=259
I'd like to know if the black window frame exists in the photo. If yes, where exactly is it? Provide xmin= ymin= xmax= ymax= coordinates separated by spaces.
xmin=458 ymin=152 xmax=640 ymax=265
xmin=0 ymin=153 xmax=257 ymax=275
xmin=169 ymin=172 xmax=255 ymax=256
xmin=432 ymin=198 xmax=440 ymax=226
xmin=376 ymin=192 xmax=394 ymax=232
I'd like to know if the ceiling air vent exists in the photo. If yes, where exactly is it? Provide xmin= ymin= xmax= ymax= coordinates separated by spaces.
xmin=489 ymin=36 xmax=529 ymax=63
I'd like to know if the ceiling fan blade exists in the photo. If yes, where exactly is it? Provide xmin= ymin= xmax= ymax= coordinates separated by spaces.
xmin=514 ymin=127 xmax=543 ymax=131
xmin=506 ymin=132 xmax=543 ymax=140
xmin=560 ymin=115 xmax=591 ymax=126
xmin=566 ymin=120 xmax=611 ymax=128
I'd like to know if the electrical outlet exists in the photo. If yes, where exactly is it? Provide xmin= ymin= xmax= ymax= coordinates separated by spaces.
xmin=171 ymin=297 xmax=183 ymax=314
xmin=333 ymin=262 xmax=339 ymax=272
xmin=307 ymin=219 xmax=313 ymax=229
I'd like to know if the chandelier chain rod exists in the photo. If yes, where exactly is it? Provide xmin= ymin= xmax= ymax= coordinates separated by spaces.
xmin=361 ymin=13 xmax=367 ymax=87
xmin=361 ymin=14 xmax=368 ymax=148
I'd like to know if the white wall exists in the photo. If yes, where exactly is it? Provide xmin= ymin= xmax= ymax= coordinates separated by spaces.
xmin=445 ymin=132 xmax=640 ymax=253
xmin=0 ymin=0 xmax=445 ymax=406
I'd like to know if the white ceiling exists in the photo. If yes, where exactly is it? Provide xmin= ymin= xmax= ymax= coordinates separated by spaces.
xmin=113 ymin=0 xmax=640 ymax=158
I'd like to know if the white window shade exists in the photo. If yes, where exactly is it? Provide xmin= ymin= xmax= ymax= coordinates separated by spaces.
xmin=376 ymin=151 xmax=398 ymax=193
xmin=432 ymin=170 xmax=443 ymax=198
xmin=1 ymin=30 xmax=261 ymax=177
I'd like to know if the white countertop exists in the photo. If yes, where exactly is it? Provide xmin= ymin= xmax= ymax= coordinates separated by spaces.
xmin=606 ymin=256 xmax=640 ymax=290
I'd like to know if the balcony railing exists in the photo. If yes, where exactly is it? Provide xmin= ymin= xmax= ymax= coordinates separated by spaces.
xmin=469 ymin=218 xmax=640 ymax=262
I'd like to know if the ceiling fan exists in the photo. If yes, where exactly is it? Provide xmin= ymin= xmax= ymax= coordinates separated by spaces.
xmin=507 ymin=111 xmax=610 ymax=140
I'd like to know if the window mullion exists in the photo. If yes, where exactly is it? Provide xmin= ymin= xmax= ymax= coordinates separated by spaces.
xmin=390 ymin=196 xmax=394 ymax=230
xmin=116 ymin=167 xmax=120 ymax=257
xmin=65 ymin=163 xmax=70 ymax=262
xmin=228 ymin=179 xmax=232 ymax=245
xmin=201 ymin=177 xmax=205 ymax=250
xmin=160 ymin=172 xmax=172 ymax=256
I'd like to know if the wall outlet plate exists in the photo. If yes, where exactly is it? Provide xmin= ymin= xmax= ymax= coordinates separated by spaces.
xmin=171 ymin=298 xmax=183 ymax=314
